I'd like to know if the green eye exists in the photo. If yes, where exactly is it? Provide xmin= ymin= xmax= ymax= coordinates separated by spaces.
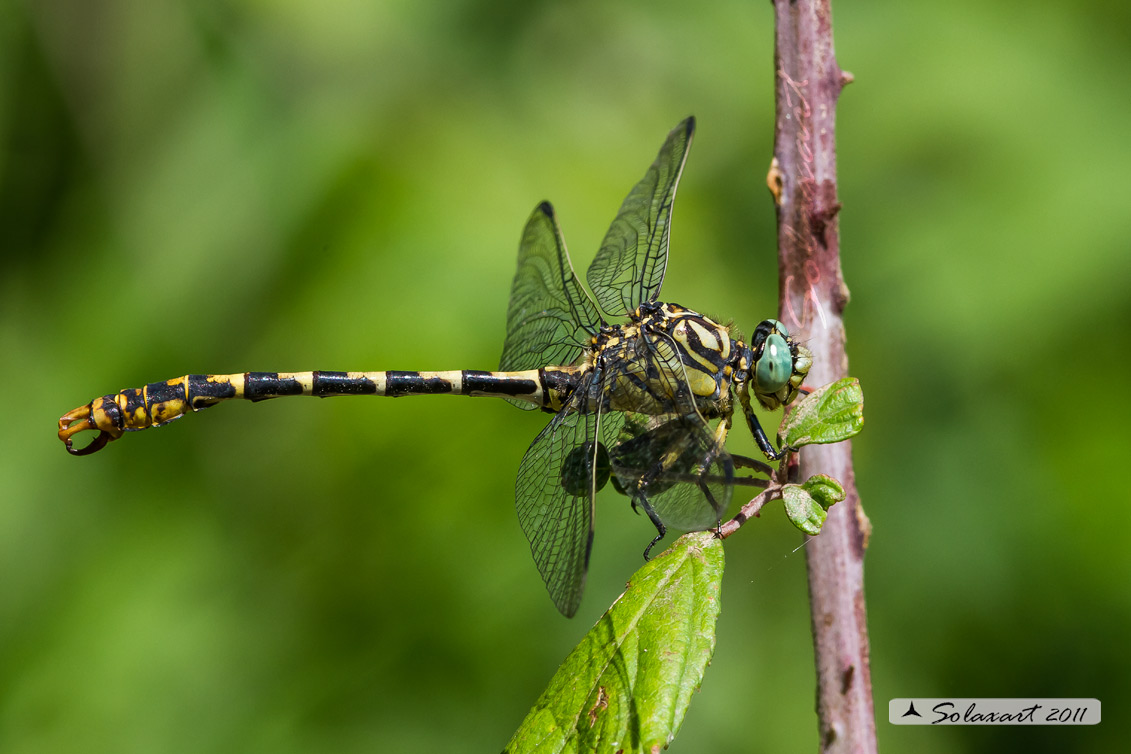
xmin=766 ymin=319 xmax=789 ymax=339
xmin=755 ymin=332 xmax=792 ymax=394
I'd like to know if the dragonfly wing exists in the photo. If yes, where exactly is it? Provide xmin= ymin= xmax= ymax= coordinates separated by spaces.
xmin=610 ymin=413 xmax=733 ymax=532
xmin=515 ymin=372 xmax=622 ymax=617
xmin=500 ymin=202 xmax=602 ymax=408
xmin=586 ymin=117 xmax=695 ymax=317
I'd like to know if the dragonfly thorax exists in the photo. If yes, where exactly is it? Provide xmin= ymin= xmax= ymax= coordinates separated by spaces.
xmin=582 ymin=301 xmax=738 ymax=418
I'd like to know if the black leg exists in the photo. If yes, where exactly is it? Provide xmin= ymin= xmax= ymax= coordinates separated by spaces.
xmin=642 ymin=517 xmax=667 ymax=560
xmin=631 ymin=489 xmax=667 ymax=559
xmin=741 ymin=402 xmax=787 ymax=461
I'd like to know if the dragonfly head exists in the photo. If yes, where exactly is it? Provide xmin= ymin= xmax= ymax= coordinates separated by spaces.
xmin=748 ymin=319 xmax=812 ymax=410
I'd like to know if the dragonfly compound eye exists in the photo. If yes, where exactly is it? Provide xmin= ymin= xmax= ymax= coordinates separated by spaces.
xmin=560 ymin=441 xmax=611 ymax=497
xmin=754 ymin=329 xmax=792 ymax=395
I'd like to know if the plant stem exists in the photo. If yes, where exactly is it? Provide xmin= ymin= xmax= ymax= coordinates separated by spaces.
xmin=717 ymin=483 xmax=781 ymax=538
xmin=769 ymin=1 xmax=876 ymax=752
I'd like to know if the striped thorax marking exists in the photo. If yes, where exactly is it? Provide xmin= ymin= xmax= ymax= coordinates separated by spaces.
xmin=568 ymin=301 xmax=738 ymax=417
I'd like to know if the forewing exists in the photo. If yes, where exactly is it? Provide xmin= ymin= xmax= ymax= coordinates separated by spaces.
xmin=500 ymin=203 xmax=602 ymax=404
xmin=515 ymin=373 xmax=622 ymax=617
xmin=586 ymin=117 xmax=695 ymax=317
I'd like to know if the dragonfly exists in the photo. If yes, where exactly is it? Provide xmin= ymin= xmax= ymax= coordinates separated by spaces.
xmin=57 ymin=117 xmax=812 ymax=617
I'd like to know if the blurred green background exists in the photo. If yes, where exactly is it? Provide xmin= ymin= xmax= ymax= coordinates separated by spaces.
xmin=3 ymin=1 xmax=1128 ymax=752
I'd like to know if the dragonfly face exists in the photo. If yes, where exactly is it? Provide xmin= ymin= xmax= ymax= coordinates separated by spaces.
xmin=57 ymin=116 xmax=811 ymax=618
xmin=748 ymin=318 xmax=812 ymax=411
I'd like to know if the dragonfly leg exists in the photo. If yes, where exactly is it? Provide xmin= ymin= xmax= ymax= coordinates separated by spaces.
xmin=738 ymin=387 xmax=789 ymax=460
xmin=694 ymin=434 xmax=732 ymax=535
xmin=638 ymin=495 xmax=667 ymax=560
xmin=698 ymin=413 xmax=736 ymax=474
xmin=632 ymin=458 xmax=673 ymax=560
xmin=748 ymin=412 xmax=783 ymax=459
xmin=692 ymin=476 xmax=724 ymax=542
xmin=731 ymin=453 xmax=775 ymax=476
xmin=634 ymin=433 xmax=701 ymax=559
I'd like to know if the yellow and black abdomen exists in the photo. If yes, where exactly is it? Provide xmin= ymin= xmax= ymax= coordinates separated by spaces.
xmin=57 ymin=368 xmax=579 ymax=455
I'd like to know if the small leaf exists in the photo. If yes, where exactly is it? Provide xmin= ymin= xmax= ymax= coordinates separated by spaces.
xmin=799 ymin=474 xmax=845 ymax=511
xmin=778 ymin=377 xmax=864 ymax=449
xmin=781 ymin=475 xmax=846 ymax=534
xmin=505 ymin=531 xmax=723 ymax=754
xmin=782 ymin=487 xmax=823 ymax=536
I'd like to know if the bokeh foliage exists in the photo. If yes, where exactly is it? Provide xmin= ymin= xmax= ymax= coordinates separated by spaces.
xmin=2 ymin=1 xmax=1128 ymax=752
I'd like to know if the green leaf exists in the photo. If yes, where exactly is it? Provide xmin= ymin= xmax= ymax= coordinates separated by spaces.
xmin=778 ymin=377 xmax=864 ymax=449
xmin=781 ymin=476 xmax=845 ymax=535
xmin=505 ymin=531 xmax=723 ymax=754
xmin=798 ymin=474 xmax=845 ymax=511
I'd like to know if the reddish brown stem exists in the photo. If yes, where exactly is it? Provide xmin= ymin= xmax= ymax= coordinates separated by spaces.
xmin=770 ymin=1 xmax=876 ymax=752
xmin=717 ymin=484 xmax=781 ymax=539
